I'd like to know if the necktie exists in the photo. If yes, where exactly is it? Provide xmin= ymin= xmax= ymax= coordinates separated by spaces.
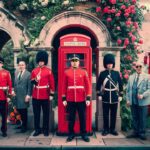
xmin=18 ymin=71 xmax=22 ymax=80
xmin=135 ymin=74 xmax=140 ymax=87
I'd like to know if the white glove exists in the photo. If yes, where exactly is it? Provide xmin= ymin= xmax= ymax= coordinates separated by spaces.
xmin=25 ymin=95 xmax=30 ymax=102
xmin=63 ymin=101 xmax=67 ymax=106
xmin=49 ymin=96 xmax=53 ymax=101
xmin=36 ymin=75 xmax=41 ymax=81
xmin=7 ymin=97 xmax=11 ymax=102
xmin=86 ymin=101 xmax=90 ymax=106
xmin=118 ymin=97 xmax=122 ymax=102
xmin=98 ymin=96 xmax=102 ymax=101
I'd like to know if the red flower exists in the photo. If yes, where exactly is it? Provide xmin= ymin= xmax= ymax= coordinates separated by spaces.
xmin=103 ymin=7 xmax=110 ymax=13
xmin=111 ymin=8 xmax=116 ymax=13
xmin=133 ymin=22 xmax=138 ymax=29
xmin=109 ymin=0 xmax=116 ymax=4
xmin=132 ymin=0 xmax=136 ymax=4
xmin=96 ymin=0 xmax=101 ymax=3
xmin=117 ymin=39 xmax=122 ymax=45
xmin=139 ymin=39 xmax=143 ymax=44
xmin=124 ymin=38 xmax=129 ymax=46
xmin=96 ymin=7 xmax=101 ymax=12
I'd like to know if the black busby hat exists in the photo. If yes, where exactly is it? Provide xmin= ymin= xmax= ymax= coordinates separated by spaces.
xmin=103 ymin=53 xmax=115 ymax=68
xmin=36 ymin=50 xmax=48 ymax=65
xmin=69 ymin=54 xmax=80 ymax=61
xmin=0 ymin=56 xmax=4 ymax=64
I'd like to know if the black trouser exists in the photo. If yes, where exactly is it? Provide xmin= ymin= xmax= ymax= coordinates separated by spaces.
xmin=17 ymin=108 xmax=27 ymax=129
xmin=131 ymin=104 xmax=148 ymax=135
xmin=32 ymin=99 xmax=50 ymax=133
xmin=102 ymin=102 xmax=118 ymax=131
xmin=67 ymin=101 xmax=86 ymax=136
xmin=0 ymin=101 xmax=7 ymax=133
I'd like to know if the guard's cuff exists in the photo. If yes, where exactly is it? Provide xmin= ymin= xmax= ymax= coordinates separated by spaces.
xmin=62 ymin=96 xmax=66 ymax=102
xmin=50 ymin=93 xmax=54 ymax=97
xmin=31 ymin=79 xmax=38 ymax=85
xmin=86 ymin=96 xmax=91 ymax=101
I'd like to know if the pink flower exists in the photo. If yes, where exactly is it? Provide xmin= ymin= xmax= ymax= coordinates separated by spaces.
xmin=116 ymin=26 xmax=121 ymax=30
xmin=131 ymin=35 xmax=136 ymax=43
xmin=124 ymin=13 xmax=129 ymax=17
xmin=107 ymin=17 xmax=112 ymax=22
xmin=124 ymin=74 xmax=129 ymax=79
xmin=96 ymin=7 xmax=101 ymax=12
xmin=109 ymin=0 xmax=116 ymax=4
xmin=117 ymin=39 xmax=122 ymax=45
xmin=128 ymin=32 xmax=133 ymax=37
xmin=115 ymin=12 xmax=121 ymax=17
xmin=133 ymin=22 xmax=138 ymax=29
xmin=121 ymin=5 xmax=126 ymax=10
xmin=111 ymin=8 xmax=116 ymax=13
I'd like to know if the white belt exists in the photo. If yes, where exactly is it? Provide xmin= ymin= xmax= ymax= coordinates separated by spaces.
xmin=68 ymin=86 xmax=84 ymax=89
xmin=35 ymin=85 xmax=49 ymax=89
xmin=104 ymin=88 xmax=117 ymax=91
xmin=0 ymin=87 xmax=8 ymax=90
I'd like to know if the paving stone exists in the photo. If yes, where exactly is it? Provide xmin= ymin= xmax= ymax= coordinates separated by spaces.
xmin=103 ymin=138 xmax=143 ymax=146
xmin=25 ymin=138 xmax=51 ymax=147
xmin=50 ymin=135 xmax=76 ymax=146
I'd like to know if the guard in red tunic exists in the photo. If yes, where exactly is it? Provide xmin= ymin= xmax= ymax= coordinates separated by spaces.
xmin=62 ymin=54 xmax=91 ymax=142
xmin=0 ymin=57 xmax=12 ymax=137
xmin=31 ymin=50 xmax=55 ymax=136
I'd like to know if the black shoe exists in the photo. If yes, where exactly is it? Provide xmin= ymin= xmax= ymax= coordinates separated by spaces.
xmin=15 ymin=126 xmax=22 ymax=129
xmin=43 ymin=131 xmax=49 ymax=137
xmin=102 ymin=130 xmax=109 ymax=136
xmin=33 ymin=131 xmax=41 ymax=137
xmin=110 ymin=130 xmax=118 ymax=136
xmin=2 ymin=132 xmax=7 ymax=137
xmin=126 ymin=133 xmax=139 ymax=138
xmin=66 ymin=135 xmax=75 ymax=142
xmin=82 ymin=135 xmax=90 ymax=142
xmin=139 ymin=134 xmax=147 ymax=140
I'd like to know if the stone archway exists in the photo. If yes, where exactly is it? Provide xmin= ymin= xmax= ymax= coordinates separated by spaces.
xmin=0 ymin=4 xmax=30 ymax=67
xmin=38 ymin=11 xmax=111 ymax=48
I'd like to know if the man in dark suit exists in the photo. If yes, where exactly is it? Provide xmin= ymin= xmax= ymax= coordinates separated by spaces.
xmin=13 ymin=60 xmax=31 ymax=133
xmin=96 ymin=54 xmax=123 ymax=136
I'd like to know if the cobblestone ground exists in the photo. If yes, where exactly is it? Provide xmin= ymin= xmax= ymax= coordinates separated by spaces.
xmin=0 ymin=123 xmax=149 ymax=147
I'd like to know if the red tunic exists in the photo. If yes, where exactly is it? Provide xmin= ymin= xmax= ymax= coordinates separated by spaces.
xmin=0 ymin=69 xmax=12 ymax=100
xmin=31 ymin=66 xmax=55 ymax=100
xmin=62 ymin=67 xmax=91 ymax=102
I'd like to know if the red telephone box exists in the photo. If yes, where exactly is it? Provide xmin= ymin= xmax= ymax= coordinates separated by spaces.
xmin=58 ymin=34 xmax=92 ymax=135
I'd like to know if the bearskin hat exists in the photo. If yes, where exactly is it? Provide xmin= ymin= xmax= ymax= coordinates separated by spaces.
xmin=103 ymin=53 xmax=115 ymax=68
xmin=0 ymin=56 xmax=4 ymax=64
xmin=36 ymin=50 xmax=48 ymax=65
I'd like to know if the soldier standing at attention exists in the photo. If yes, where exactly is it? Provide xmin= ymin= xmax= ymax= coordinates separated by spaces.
xmin=96 ymin=54 xmax=123 ymax=136
xmin=0 ymin=56 xmax=12 ymax=137
xmin=31 ymin=50 xmax=55 ymax=137
xmin=62 ymin=54 xmax=91 ymax=142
